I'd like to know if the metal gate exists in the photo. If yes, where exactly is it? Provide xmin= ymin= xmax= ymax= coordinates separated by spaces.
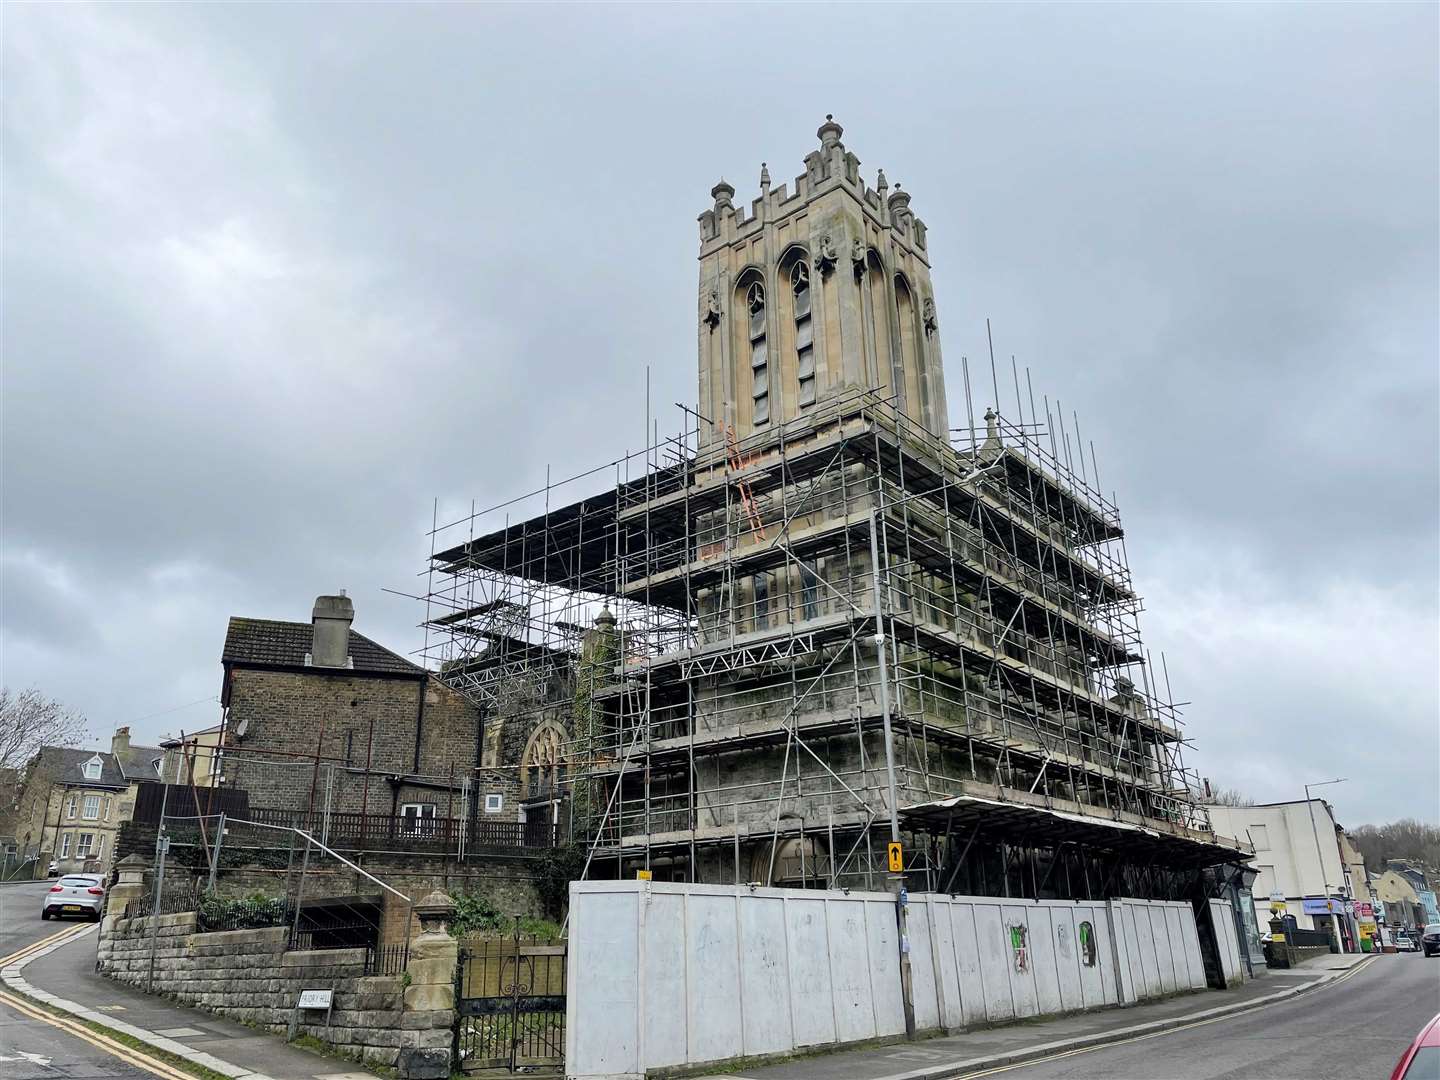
xmin=456 ymin=929 xmax=566 ymax=1074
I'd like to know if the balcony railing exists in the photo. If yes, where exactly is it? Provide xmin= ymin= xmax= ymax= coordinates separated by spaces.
xmin=240 ymin=807 xmax=557 ymax=852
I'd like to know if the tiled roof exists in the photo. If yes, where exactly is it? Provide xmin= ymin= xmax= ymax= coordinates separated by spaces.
xmin=115 ymin=744 xmax=166 ymax=782
xmin=36 ymin=747 xmax=128 ymax=789
xmin=222 ymin=617 xmax=422 ymax=676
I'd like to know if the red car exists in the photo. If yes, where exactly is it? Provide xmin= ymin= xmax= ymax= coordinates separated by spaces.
xmin=1391 ymin=1012 xmax=1440 ymax=1080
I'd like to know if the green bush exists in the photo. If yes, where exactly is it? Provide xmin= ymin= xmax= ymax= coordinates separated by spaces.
xmin=448 ymin=890 xmax=563 ymax=941
xmin=197 ymin=890 xmax=287 ymax=931
xmin=450 ymin=891 xmax=508 ymax=936
xmin=533 ymin=845 xmax=586 ymax=921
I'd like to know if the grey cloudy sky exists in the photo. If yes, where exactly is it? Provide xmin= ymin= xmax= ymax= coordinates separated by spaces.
xmin=3 ymin=3 xmax=1436 ymax=827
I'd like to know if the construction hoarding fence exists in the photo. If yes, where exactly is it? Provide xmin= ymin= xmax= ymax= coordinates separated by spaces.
xmin=564 ymin=879 xmax=1241 ymax=1079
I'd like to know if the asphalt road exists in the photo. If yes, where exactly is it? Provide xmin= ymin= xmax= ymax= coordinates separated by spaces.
xmin=0 ymin=880 xmax=151 ymax=1080
xmin=979 ymin=951 xmax=1440 ymax=1080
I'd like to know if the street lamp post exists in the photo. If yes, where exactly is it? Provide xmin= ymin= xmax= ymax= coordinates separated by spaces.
xmin=1304 ymin=778 xmax=1347 ymax=951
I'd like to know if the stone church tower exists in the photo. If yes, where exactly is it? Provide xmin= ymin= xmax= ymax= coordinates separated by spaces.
xmin=696 ymin=115 xmax=949 ymax=451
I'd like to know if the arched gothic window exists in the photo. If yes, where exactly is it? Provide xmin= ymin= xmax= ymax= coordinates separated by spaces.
xmin=895 ymin=274 xmax=925 ymax=425
xmin=522 ymin=724 xmax=566 ymax=801
xmin=790 ymin=262 xmax=815 ymax=409
xmin=746 ymin=281 xmax=769 ymax=425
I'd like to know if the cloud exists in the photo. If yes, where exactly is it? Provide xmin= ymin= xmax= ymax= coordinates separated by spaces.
xmin=1142 ymin=541 xmax=1440 ymax=824
xmin=2 ymin=3 xmax=1435 ymax=826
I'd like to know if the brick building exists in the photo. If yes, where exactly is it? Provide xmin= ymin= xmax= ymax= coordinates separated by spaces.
xmin=180 ymin=592 xmax=582 ymax=918
xmin=11 ymin=727 xmax=164 ymax=876
xmin=221 ymin=593 xmax=535 ymax=830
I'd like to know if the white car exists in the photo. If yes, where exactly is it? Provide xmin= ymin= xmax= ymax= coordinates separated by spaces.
xmin=41 ymin=874 xmax=105 ymax=920
xmin=1394 ymin=930 xmax=1420 ymax=953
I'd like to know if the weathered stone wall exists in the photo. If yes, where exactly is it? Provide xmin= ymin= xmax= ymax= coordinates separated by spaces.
xmin=98 ymin=909 xmax=454 ymax=1076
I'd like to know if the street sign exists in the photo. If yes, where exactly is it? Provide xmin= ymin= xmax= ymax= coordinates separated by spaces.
xmin=636 ymin=870 xmax=653 ymax=881
xmin=297 ymin=989 xmax=333 ymax=1010
xmin=887 ymin=842 xmax=903 ymax=873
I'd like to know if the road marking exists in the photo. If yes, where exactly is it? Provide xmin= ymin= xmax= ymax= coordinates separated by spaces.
xmin=0 ymin=988 xmax=199 ymax=1080
xmin=952 ymin=958 xmax=1377 ymax=1078
xmin=0 ymin=923 xmax=94 ymax=969
xmin=154 ymin=1028 xmax=206 ymax=1038
xmin=0 ymin=1050 xmax=54 ymax=1066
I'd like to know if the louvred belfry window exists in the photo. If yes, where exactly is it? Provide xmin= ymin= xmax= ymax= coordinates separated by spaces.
xmin=747 ymin=282 xmax=769 ymax=425
xmin=792 ymin=262 xmax=815 ymax=408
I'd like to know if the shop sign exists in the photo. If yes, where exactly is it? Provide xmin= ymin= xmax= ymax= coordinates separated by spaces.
xmin=1301 ymin=898 xmax=1340 ymax=915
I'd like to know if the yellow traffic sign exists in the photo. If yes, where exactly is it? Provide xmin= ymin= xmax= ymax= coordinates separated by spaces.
xmin=887 ymin=842 xmax=904 ymax=873
xmin=636 ymin=869 xmax=653 ymax=881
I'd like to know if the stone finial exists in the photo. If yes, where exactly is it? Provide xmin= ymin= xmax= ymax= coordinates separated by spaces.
xmin=887 ymin=184 xmax=911 ymax=214
xmin=876 ymin=169 xmax=888 ymax=195
xmin=596 ymin=604 xmax=616 ymax=628
xmin=414 ymin=890 xmax=456 ymax=935
xmin=759 ymin=161 xmax=771 ymax=193
xmin=984 ymin=407 xmax=998 ymax=441
xmin=817 ymin=113 xmax=844 ymax=149
xmin=711 ymin=179 xmax=735 ymax=210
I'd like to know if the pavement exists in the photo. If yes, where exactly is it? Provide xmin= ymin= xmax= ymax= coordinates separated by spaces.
xmin=0 ymin=881 xmax=378 ymax=1080
xmin=706 ymin=951 xmax=1428 ymax=1080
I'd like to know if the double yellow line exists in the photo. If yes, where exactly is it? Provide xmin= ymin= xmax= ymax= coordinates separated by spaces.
xmin=0 ymin=920 xmax=94 ymax=968
xmin=0 ymin=925 xmax=202 ymax=1080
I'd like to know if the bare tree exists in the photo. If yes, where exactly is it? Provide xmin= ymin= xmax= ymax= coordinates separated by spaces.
xmin=1350 ymin=820 xmax=1440 ymax=874
xmin=0 ymin=687 xmax=87 ymax=775
xmin=1209 ymin=786 xmax=1255 ymax=807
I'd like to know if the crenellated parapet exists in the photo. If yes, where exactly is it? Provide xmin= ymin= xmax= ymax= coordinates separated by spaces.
xmin=696 ymin=116 xmax=947 ymax=451
xmin=697 ymin=116 xmax=929 ymax=260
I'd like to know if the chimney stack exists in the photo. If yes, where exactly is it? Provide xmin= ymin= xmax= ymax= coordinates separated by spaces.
xmin=111 ymin=726 xmax=131 ymax=756
xmin=311 ymin=592 xmax=355 ymax=668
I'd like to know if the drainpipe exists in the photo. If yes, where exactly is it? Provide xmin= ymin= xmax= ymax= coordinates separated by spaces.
xmin=413 ymin=673 xmax=429 ymax=774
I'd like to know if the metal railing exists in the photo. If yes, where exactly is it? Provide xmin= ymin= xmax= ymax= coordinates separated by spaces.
xmin=365 ymin=941 xmax=411 ymax=976
xmin=240 ymin=806 xmax=558 ymax=851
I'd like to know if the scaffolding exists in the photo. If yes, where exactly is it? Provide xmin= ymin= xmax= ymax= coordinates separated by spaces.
xmin=420 ymin=367 xmax=1227 ymax=901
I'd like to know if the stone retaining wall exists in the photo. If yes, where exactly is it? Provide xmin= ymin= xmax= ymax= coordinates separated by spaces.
xmin=98 ymin=907 xmax=454 ymax=1076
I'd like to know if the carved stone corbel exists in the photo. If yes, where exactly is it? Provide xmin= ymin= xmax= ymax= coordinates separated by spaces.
xmin=923 ymin=296 xmax=938 ymax=336
xmin=703 ymin=286 xmax=722 ymax=330
xmin=815 ymin=233 xmax=839 ymax=276
xmin=850 ymin=237 xmax=866 ymax=280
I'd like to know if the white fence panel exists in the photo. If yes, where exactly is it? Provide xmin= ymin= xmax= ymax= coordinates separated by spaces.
xmin=1208 ymin=897 xmax=1244 ymax=985
xmin=568 ymin=884 xmax=1216 ymax=1077
xmin=1111 ymin=899 xmax=1207 ymax=1002
xmin=567 ymin=880 xmax=903 ymax=1079
xmin=909 ymin=896 xmax=1117 ymax=1028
